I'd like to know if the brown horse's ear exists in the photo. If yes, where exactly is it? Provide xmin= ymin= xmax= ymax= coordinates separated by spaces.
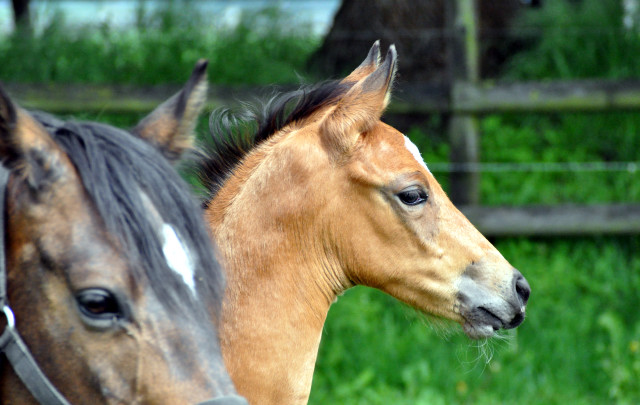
xmin=133 ymin=59 xmax=209 ymax=163
xmin=341 ymin=40 xmax=381 ymax=83
xmin=321 ymin=45 xmax=397 ymax=157
xmin=0 ymin=86 xmax=74 ymax=192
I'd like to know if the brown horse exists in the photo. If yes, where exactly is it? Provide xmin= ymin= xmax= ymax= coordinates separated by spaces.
xmin=0 ymin=62 xmax=246 ymax=404
xmin=194 ymin=43 xmax=531 ymax=404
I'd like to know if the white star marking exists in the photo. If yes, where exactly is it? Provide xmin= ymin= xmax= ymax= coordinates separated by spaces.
xmin=161 ymin=224 xmax=197 ymax=296
xmin=403 ymin=135 xmax=431 ymax=173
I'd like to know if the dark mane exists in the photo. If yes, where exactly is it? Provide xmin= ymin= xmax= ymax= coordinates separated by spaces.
xmin=192 ymin=80 xmax=352 ymax=205
xmin=32 ymin=112 xmax=224 ymax=316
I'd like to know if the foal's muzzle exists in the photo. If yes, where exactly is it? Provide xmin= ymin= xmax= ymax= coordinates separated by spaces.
xmin=458 ymin=265 xmax=532 ymax=339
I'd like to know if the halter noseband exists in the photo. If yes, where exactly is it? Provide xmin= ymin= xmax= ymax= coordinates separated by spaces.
xmin=0 ymin=164 xmax=246 ymax=405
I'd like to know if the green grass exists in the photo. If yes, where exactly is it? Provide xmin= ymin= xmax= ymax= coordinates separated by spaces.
xmin=4 ymin=1 xmax=640 ymax=403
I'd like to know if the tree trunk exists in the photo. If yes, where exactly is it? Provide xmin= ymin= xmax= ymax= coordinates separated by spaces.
xmin=12 ymin=0 xmax=30 ymax=30
xmin=309 ymin=0 xmax=530 ymax=82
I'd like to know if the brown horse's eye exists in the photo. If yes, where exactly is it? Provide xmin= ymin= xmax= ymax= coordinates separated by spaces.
xmin=76 ymin=288 xmax=122 ymax=321
xmin=397 ymin=188 xmax=428 ymax=206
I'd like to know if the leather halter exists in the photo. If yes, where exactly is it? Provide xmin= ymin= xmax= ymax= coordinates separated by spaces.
xmin=0 ymin=164 xmax=246 ymax=405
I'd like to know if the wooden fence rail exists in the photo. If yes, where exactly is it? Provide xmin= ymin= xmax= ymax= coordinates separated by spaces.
xmin=3 ymin=82 xmax=278 ymax=115
xmin=9 ymin=79 xmax=640 ymax=116
xmin=461 ymin=204 xmax=640 ymax=237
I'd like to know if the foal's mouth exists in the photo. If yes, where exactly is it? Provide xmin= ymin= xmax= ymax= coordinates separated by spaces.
xmin=460 ymin=304 xmax=527 ymax=339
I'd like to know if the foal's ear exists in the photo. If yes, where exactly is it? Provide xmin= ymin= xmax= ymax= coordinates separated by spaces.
xmin=0 ymin=86 xmax=75 ymax=192
xmin=321 ymin=45 xmax=397 ymax=157
xmin=341 ymin=40 xmax=381 ymax=83
xmin=133 ymin=59 xmax=209 ymax=163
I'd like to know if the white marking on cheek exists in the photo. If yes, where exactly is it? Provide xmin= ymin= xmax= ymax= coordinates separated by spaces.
xmin=161 ymin=224 xmax=197 ymax=296
xmin=403 ymin=135 xmax=431 ymax=173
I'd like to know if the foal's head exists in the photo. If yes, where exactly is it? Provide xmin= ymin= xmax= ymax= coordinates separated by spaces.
xmin=199 ymin=44 xmax=530 ymax=340
xmin=0 ymin=62 xmax=242 ymax=403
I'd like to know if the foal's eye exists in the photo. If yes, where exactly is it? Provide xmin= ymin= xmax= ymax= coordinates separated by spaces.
xmin=397 ymin=188 xmax=428 ymax=206
xmin=76 ymin=288 xmax=123 ymax=321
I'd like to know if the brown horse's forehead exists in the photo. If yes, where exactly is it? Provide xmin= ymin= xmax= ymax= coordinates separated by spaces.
xmin=11 ymin=176 xmax=130 ymax=287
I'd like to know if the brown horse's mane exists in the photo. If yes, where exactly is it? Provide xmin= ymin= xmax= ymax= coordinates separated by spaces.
xmin=30 ymin=111 xmax=225 ymax=316
xmin=193 ymin=80 xmax=353 ymax=206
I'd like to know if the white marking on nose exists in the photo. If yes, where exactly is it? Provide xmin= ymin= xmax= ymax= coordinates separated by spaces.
xmin=403 ymin=135 xmax=431 ymax=173
xmin=161 ymin=224 xmax=197 ymax=296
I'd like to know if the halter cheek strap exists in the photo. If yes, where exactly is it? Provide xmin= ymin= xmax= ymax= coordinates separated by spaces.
xmin=0 ymin=165 xmax=72 ymax=405
xmin=0 ymin=318 xmax=72 ymax=405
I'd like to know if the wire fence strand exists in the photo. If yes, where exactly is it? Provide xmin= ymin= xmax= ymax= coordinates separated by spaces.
xmin=428 ymin=161 xmax=640 ymax=173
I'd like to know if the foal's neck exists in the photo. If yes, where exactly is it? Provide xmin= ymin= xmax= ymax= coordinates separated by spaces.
xmin=211 ymin=208 xmax=344 ymax=405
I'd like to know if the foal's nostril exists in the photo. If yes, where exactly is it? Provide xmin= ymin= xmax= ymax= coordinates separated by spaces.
xmin=513 ymin=270 xmax=531 ymax=306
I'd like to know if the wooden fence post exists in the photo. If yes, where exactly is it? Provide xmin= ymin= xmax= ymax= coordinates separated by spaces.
xmin=446 ymin=0 xmax=480 ymax=205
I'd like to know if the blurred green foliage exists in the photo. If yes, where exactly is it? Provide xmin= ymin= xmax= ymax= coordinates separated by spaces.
xmin=504 ymin=0 xmax=640 ymax=80
xmin=2 ymin=0 xmax=640 ymax=403
xmin=0 ymin=1 xmax=318 ymax=84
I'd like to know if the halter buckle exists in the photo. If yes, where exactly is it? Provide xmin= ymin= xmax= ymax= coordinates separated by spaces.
xmin=2 ymin=305 xmax=15 ymax=330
